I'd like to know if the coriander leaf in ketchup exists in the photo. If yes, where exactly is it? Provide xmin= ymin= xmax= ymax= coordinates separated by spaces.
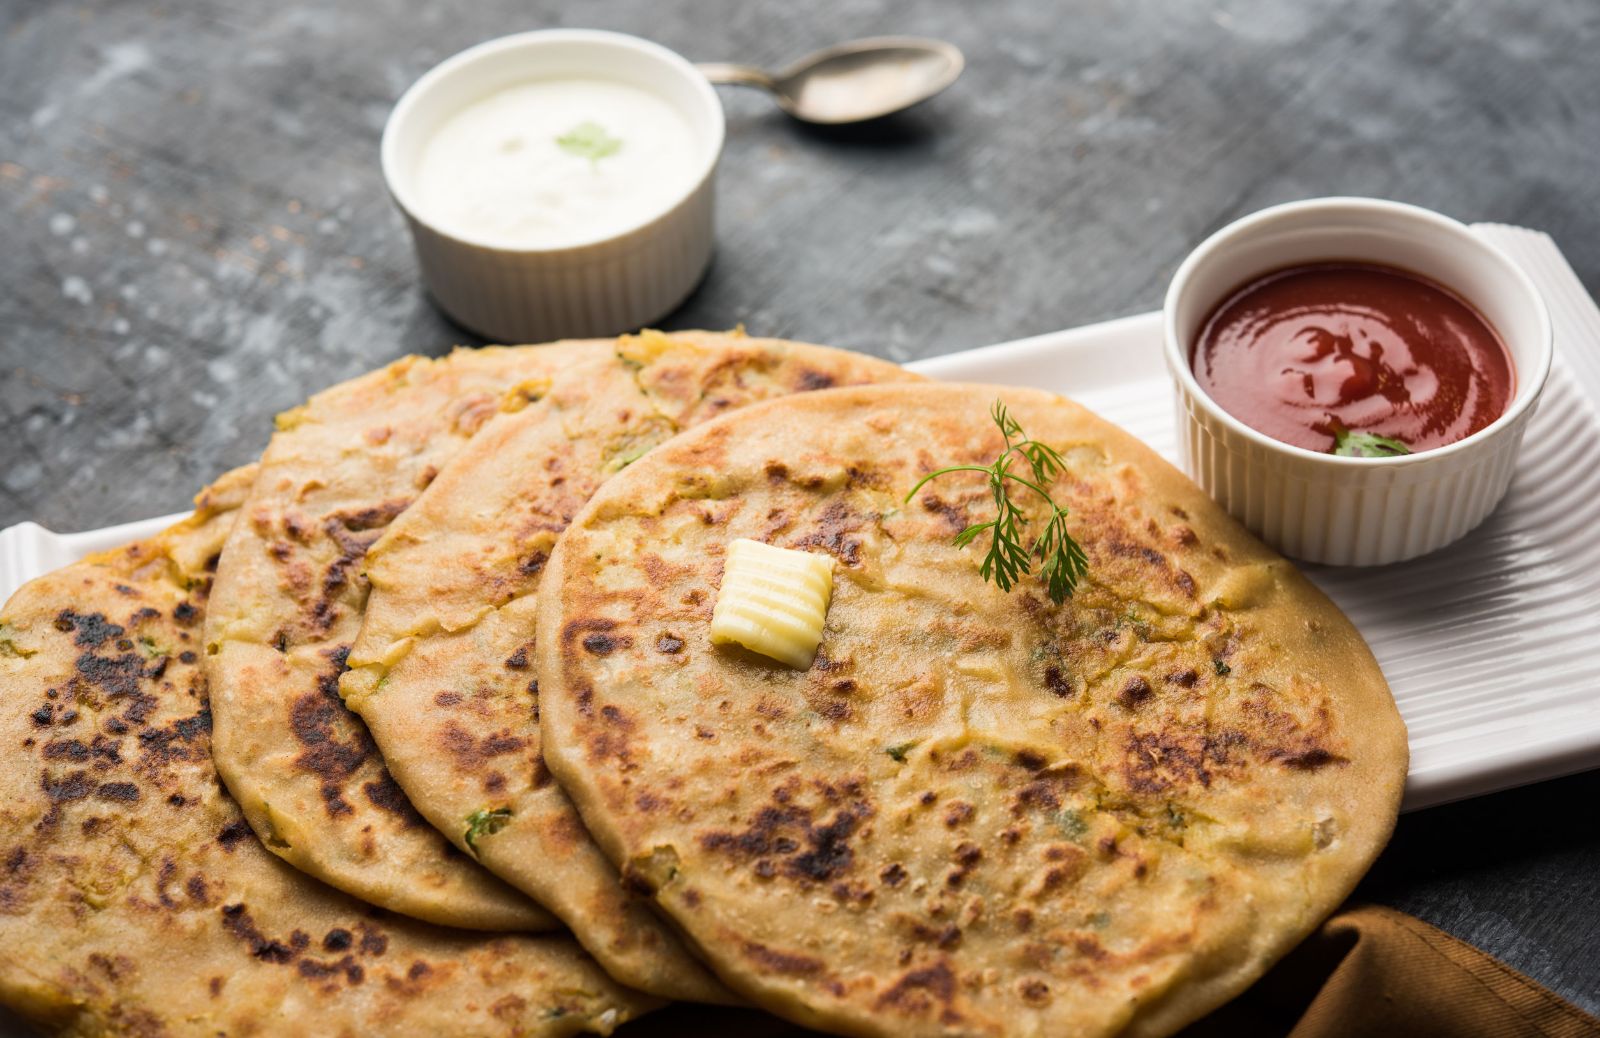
xmin=1191 ymin=262 xmax=1514 ymax=454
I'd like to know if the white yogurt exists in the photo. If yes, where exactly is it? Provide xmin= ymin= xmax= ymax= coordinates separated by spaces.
xmin=414 ymin=78 xmax=699 ymax=249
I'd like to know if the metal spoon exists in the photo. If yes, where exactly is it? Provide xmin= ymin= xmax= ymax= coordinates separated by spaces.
xmin=698 ymin=37 xmax=964 ymax=125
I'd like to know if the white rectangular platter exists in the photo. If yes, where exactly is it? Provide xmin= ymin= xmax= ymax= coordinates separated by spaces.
xmin=2 ymin=224 xmax=1595 ymax=813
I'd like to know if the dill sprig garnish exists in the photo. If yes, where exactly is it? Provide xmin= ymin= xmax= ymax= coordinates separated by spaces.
xmin=905 ymin=400 xmax=1089 ymax=603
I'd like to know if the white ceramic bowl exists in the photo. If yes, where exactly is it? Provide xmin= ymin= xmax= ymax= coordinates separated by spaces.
xmin=1164 ymin=197 xmax=1553 ymax=566
xmin=381 ymin=30 xmax=724 ymax=343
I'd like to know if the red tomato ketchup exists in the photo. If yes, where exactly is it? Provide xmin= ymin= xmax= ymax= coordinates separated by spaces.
xmin=1190 ymin=262 xmax=1515 ymax=454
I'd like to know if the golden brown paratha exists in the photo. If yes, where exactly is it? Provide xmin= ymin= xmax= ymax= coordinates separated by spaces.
xmin=204 ymin=345 xmax=605 ymax=930
xmin=0 ymin=469 xmax=658 ymax=1037
xmin=341 ymin=331 xmax=917 ymax=1001
xmin=536 ymin=383 xmax=1408 ymax=1038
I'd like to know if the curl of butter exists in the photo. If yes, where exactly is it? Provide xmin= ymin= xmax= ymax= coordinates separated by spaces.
xmin=711 ymin=539 xmax=835 ymax=668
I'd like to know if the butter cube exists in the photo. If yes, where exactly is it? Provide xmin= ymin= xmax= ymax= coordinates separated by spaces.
xmin=711 ymin=539 xmax=835 ymax=668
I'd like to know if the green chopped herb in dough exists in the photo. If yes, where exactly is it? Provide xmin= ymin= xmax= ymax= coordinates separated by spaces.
xmin=0 ymin=624 xmax=35 ymax=659
xmin=612 ymin=445 xmax=653 ymax=469
xmin=885 ymin=741 xmax=918 ymax=763
xmin=464 ymin=807 xmax=512 ymax=854
xmin=1056 ymin=809 xmax=1088 ymax=840
xmin=1214 ymin=658 xmax=1231 ymax=676
xmin=604 ymin=432 xmax=667 ymax=472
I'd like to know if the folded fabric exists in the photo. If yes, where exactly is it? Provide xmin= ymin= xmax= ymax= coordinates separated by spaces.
xmin=619 ymin=904 xmax=1599 ymax=1037
xmin=1182 ymin=904 xmax=1597 ymax=1038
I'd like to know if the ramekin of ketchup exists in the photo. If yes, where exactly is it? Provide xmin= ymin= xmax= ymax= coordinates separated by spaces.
xmin=1164 ymin=198 xmax=1552 ymax=566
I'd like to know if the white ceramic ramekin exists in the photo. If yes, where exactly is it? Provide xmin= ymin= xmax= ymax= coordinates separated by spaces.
xmin=381 ymin=30 xmax=724 ymax=343
xmin=1164 ymin=197 xmax=1553 ymax=567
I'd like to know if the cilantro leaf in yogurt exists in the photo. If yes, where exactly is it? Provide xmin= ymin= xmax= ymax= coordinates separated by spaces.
xmin=556 ymin=120 xmax=623 ymax=164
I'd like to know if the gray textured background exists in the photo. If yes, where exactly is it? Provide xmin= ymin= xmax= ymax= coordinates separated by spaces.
xmin=3 ymin=0 xmax=1598 ymax=1027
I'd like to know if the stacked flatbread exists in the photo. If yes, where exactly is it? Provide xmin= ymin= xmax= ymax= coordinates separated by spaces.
xmin=0 ymin=333 xmax=1406 ymax=1037
xmin=0 ymin=331 xmax=909 ymax=1033
xmin=338 ymin=332 xmax=916 ymax=1001
xmin=0 ymin=467 xmax=653 ymax=1036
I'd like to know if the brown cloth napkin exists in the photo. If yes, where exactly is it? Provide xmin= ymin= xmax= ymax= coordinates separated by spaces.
xmin=619 ymin=905 xmax=1599 ymax=1037
xmin=1180 ymin=905 xmax=1598 ymax=1038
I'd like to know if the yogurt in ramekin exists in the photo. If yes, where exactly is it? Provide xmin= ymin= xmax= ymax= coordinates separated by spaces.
xmin=413 ymin=78 xmax=701 ymax=250
xmin=382 ymin=30 xmax=725 ymax=343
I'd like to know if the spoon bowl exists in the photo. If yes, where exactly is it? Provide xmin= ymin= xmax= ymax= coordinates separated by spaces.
xmin=699 ymin=36 xmax=963 ymax=125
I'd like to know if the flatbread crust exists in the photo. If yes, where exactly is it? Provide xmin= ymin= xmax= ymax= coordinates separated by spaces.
xmin=342 ymin=331 xmax=917 ymax=1001
xmin=0 ymin=469 xmax=657 ymax=1037
xmin=536 ymin=384 xmax=1408 ymax=1038
xmin=204 ymin=345 xmax=604 ymax=930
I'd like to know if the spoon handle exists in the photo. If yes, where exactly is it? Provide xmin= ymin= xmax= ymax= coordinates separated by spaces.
xmin=696 ymin=63 xmax=779 ymax=93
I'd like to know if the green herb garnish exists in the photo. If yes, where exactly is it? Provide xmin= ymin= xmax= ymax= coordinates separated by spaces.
xmin=1056 ymin=809 xmax=1089 ymax=840
xmin=1332 ymin=428 xmax=1411 ymax=458
xmin=605 ymin=434 xmax=662 ymax=472
xmin=556 ymin=121 xmax=622 ymax=165
xmin=1120 ymin=611 xmax=1152 ymax=640
xmin=905 ymin=400 xmax=1089 ymax=603
xmin=1213 ymin=658 xmax=1231 ymax=677
xmin=885 ymin=741 xmax=918 ymax=763
xmin=464 ymin=807 xmax=511 ymax=855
